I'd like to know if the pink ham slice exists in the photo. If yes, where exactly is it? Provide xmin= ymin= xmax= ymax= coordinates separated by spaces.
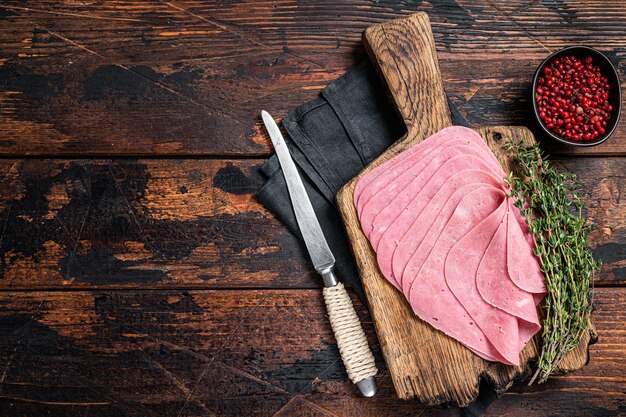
xmin=405 ymin=187 xmax=509 ymax=362
xmin=358 ymin=144 xmax=476 ymax=232
xmin=395 ymin=181 xmax=498 ymax=292
xmin=354 ymin=126 xmax=500 ymax=200
xmin=366 ymin=152 xmax=504 ymax=248
xmin=353 ymin=128 xmax=442 ymax=206
xmin=401 ymin=183 xmax=501 ymax=294
xmin=476 ymin=201 xmax=541 ymax=325
xmin=357 ymin=140 xmax=501 ymax=226
xmin=354 ymin=127 xmax=462 ymax=207
xmin=511 ymin=200 xmax=537 ymax=248
xmin=444 ymin=199 xmax=540 ymax=365
xmin=354 ymin=127 xmax=501 ymax=212
xmin=507 ymin=209 xmax=547 ymax=293
xmin=375 ymin=169 xmax=502 ymax=290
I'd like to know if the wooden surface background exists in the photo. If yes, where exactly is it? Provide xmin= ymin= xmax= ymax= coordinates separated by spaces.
xmin=0 ymin=1 xmax=624 ymax=416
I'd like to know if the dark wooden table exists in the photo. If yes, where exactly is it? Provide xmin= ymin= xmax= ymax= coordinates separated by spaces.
xmin=0 ymin=1 xmax=624 ymax=416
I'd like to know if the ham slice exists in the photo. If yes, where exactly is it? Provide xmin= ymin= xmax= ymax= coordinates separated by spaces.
xmin=476 ymin=202 xmax=541 ymax=324
xmin=353 ymin=127 xmax=458 ymax=207
xmin=354 ymin=131 xmax=442 ymax=209
xmin=352 ymin=126 xmax=546 ymax=365
xmin=507 ymin=210 xmax=547 ymax=293
xmin=445 ymin=199 xmax=540 ymax=365
xmin=366 ymin=151 xmax=504 ymax=248
xmin=357 ymin=141 xmax=500 ymax=228
xmin=376 ymin=170 xmax=502 ymax=289
xmin=356 ymin=135 xmax=446 ymax=214
xmin=406 ymin=187 xmax=508 ymax=361
xmin=354 ymin=126 xmax=501 ymax=212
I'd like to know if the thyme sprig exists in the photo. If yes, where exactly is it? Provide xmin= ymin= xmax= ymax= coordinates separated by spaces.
xmin=503 ymin=139 xmax=600 ymax=385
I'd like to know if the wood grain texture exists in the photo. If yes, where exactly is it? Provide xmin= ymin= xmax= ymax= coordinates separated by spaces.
xmin=363 ymin=12 xmax=451 ymax=135
xmin=337 ymin=13 xmax=594 ymax=405
xmin=0 ymin=159 xmax=316 ymax=290
xmin=0 ymin=0 xmax=624 ymax=156
xmin=0 ymin=157 xmax=621 ymax=290
xmin=0 ymin=288 xmax=623 ymax=417
xmin=0 ymin=1 xmax=624 ymax=415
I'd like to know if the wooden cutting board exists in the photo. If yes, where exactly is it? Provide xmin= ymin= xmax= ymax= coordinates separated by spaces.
xmin=336 ymin=12 xmax=595 ymax=406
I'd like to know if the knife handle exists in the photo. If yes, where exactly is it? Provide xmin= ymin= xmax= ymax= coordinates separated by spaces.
xmin=323 ymin=280 xmax=378 ymax=397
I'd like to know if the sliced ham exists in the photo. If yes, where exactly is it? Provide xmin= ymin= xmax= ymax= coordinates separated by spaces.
xmin=445 ymin=199 xmax=540 ymax=365
xmin=365 ymin=151 xmax=504 ymax=247
xmin=354 ymin=127 xmax=460 ymax=206
xmin=358 ymin=143 xmax=476 ymax=231
xmin=476 ymin=202 xmax=541 ymax=324
xmin=376 ymin=170 xmax=502 ymax=290
xmin=354 ymin=126 xmax=501 ymax=212
xmin=354 ymin=128 xmax=444 ymax=208
xmin=507 ymin=209 xmax=547 ymax=293
xmin=395 ymin=181 xmax=498 ymax=292
xmin=357 ymin=140 xmax=498 ymax=224
xmin=355 ymin=135 xmax=446 ymax=214
xmin=352 ymin=126 xmax=546 ymax=366
xmin=406 ymin=187 xmax=508 ymax=362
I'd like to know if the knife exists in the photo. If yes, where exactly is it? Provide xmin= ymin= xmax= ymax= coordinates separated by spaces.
xmin=262 ymin=110 xmax=378 ymax=397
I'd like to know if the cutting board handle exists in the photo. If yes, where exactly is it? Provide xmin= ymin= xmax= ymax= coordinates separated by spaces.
xmin=363 ymin=12 xmax=452 ymax=142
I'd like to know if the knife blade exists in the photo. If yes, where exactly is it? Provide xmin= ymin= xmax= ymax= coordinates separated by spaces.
xmin=262 ymin=110 xmax=377 ymax=397
xmin=261 ymin=110 xmax=335 ymax=278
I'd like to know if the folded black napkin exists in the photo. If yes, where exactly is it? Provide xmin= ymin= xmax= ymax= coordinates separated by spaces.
xmin=256 ymin=62 xmax=405 ymax=303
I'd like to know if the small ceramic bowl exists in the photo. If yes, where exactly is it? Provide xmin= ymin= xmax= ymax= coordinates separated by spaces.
xmin=532 ymin=46 xmax=621 ymax=147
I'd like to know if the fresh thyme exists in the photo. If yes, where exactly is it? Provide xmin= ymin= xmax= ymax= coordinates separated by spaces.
xmin=503 ymin=139 xmax=600 ymax=385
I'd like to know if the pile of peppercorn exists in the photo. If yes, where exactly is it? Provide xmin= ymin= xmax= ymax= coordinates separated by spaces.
xmin=536 ymin=55 xmax=613 ymax=142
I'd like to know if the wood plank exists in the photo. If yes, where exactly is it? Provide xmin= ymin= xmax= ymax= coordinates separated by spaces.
xmin=1 ymin=1 xmax=625 ymax=155
xmin=0 ymin=287 xmax=623 ymax=416
xmin=0 ymin=157 xmax=621 ymax=290
xmin=0 ymin=158 xmax=318 ymax=289
xmin=4 ymin=0 xmax=625 ymax=62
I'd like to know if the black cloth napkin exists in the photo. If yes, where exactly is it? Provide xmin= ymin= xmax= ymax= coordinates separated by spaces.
xmin=256 ymin=62 xmax=405 ymax=303
xmin=255 ymin=60 xmax=493 ymax=415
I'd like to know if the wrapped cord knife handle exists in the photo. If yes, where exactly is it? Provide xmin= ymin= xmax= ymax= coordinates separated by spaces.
xmin=321 ymin=267 xmax=377 ymax=396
